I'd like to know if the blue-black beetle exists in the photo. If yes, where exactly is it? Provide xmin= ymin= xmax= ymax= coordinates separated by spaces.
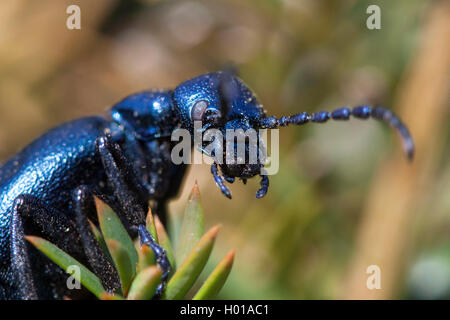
xmin=0 ymin=71 xmax=414 ymax=299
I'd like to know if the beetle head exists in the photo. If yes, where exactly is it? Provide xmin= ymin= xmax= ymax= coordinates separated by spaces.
xmin=173 ymin=72 xmax=267 ymax=180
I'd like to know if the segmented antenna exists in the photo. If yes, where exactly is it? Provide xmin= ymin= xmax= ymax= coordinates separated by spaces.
xmin=261 ymin=105 xmax=414 ymax=160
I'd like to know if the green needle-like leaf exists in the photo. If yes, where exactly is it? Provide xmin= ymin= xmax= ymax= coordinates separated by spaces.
xmin=95 ymin=197 xmax=138 ymax=277
xmin=100 ymin=293 xmax=125 ymax=300
xmin=164 ymin=225 xmax=220 ymax=300
xmin=146 ymin=208 xmax=159 ymax=244
xmin=193 ymin=250 xmax=235 ymax=300
xmin=176 ymin=181 xmax=204 ymax=266
xmin=127 ymin=266 xmax=162 ymax=300
xmin=138 ymin=244 xmax=155 ymax=272
xmin=26 ymin=236 xmax=105 ymax=298
xmin=155 ymin=215 xmax=175 ymax=269
xmin=106 ymin=239 xmax=134 ymax=295
xmin=88 ymin=219 xmax=110 ymax=260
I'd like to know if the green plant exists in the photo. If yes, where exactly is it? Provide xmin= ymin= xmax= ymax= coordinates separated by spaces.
xmin=26 ymin=182 xmax=234 ymax=300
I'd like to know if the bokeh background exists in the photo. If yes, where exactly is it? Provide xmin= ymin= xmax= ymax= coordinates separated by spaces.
xmin=0 ymin=0 xmax=449 ymax=299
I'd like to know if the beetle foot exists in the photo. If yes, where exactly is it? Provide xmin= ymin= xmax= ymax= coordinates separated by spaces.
xmin=138 ymin=225 xmax=171 ymax=298
xmin=255 ymin=175 xmax=269 ymax=199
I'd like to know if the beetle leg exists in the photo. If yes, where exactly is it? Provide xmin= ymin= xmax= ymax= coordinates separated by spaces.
xmin=96 ymin=134 xmax=170 ymax=298
xmin=11 ymin=195 xmax=81 ymax=253
xmin=137 ymin=225 xmax=170 ymax=298
xmin=8 ymin=194 xmax=83 ymax=299
xmin=73 ymin=186 xmax=121 ymax=293
xmin=211 ymin=163 xmax=232 ymax=199
xmin=96 ymin=135 xmax=147 ymax=227
xmin=8 ymin=197 xmax=38 ymax=299
xmin=255 ymin=175 xmax=269 ymax=199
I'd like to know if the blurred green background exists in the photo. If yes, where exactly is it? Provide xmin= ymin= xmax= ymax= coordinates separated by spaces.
xmin=0 ymin=0 xmax=449 ymax=299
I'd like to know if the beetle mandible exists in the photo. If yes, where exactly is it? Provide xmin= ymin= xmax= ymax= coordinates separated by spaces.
xmin=0 ymin=71 xmax=414 ymax=299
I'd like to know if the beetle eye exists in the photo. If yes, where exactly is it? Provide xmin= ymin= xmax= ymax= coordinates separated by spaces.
xmin=191 ymin=100 xmax=209 ymax=121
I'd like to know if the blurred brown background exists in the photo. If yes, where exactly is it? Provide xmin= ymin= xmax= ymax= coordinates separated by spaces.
xmin=0 ymin=0 xmax=449 ymax=299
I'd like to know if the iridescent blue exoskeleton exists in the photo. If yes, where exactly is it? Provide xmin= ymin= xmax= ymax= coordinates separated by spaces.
xmin=0 ymin=71 xmax=414 ymax=299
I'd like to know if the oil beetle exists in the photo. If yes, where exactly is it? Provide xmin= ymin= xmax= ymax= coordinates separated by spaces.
xmin=0 ymin=71 xmax=414 ymax=299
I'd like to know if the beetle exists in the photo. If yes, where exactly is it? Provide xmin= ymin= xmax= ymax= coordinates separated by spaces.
xmin=0 ymin=71 xmax=414 ymax=299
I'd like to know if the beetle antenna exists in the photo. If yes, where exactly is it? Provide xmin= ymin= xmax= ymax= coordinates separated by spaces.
xmin=260 ymin=105 xmax=414 ymax=161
